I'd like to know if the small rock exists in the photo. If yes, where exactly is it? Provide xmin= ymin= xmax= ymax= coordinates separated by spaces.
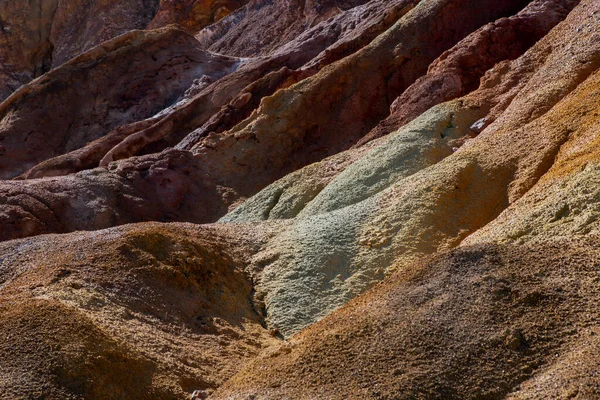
xmin=191 ymin=390 xmax=209 ymax=399
xmin=269 ymin=328 xmax=281 ymax=337
xmin=505 ymin=329 xmax=526 ymax=351
xmin=232 ymin=92 xmax=253 ymax=109
xmin=469 ymin=118 xmax=490 ymax=134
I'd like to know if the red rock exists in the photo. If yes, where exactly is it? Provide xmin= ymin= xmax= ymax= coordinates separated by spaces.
xmin=196 ymin=0 xmax=372 ymax=57
xmin=19 ymin=0 xmax=419 ymax=179
xmin=356 ymin=0 xmax=579 ymax=146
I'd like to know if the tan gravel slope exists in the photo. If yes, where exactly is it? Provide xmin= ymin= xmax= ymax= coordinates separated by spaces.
xmin=0 ymin=222 xmax=280 ymax=399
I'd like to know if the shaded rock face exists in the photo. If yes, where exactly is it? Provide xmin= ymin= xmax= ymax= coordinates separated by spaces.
xmin=0 ymin=150 xmax=232 ymax=242
xmin=0 ymin=26 xmax=240 ymax=180
xmin=196 ymin=0 xmax=374 ymax=57
xmin=3 ymin=0 xmax=600 ymax=399
xmin=15 ymin=0 xmax=421 ymax=183
xmin=0 ymin=0 xmax=160 ymax=101
xmin=220 ymin=0 xmax=593 ymax=337
xmin=356 ymin=0 xmax=581 ymax=146
xmin=50 ymin=0 xmax=160 ymax=67
xmin=149 ymin=0 xmax=249 ymax=33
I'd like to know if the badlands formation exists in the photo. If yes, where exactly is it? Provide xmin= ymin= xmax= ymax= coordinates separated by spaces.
xmin=0 ymin=0 xmax=599 ymax=398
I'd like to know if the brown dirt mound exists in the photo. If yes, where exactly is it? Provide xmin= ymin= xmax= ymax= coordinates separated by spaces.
xmin=0 ymin=222 xmax=280 ymax=399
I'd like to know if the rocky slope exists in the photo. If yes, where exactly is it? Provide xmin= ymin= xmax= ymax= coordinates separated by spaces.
xmin=214 ymin=237 xmax=600 ymax=399
xmin=149 ymin=0 xmax=248 ymax=33
xmin=0 ymin=222 xmax=281 ymax=398
xmin=1 ymin=0 xmax=600 ymax=398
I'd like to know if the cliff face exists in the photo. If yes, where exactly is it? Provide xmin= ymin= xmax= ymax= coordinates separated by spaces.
xmin=1 ymin=0 xmax=599 ymax=399
xmin=0 ymin=0 xmax=247 ymax=102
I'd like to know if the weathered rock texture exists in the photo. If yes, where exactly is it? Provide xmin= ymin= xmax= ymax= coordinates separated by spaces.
xmin=0 ymin=223 xmax=279 ymax=399
xmin=0 ymin=0 xmax=160 ymax=101
xmin=1 ymin=26 xmax=240 ymax=180
xmin=17 ymin=0 xmax=422 ymax=182
xmin=222 ymin=0 xmax=597 ymax=336
xmin=1 ymin=0 xmax=530 ymax=241
xmin=2 ymin=0 xmax=600 ymax=398
xmin=357 ymin=0 xmax=580 ymax=146
xmin=214 ymin=238 xmax=600 ymax=399
xmin=149 ymin=0 xmax=248 ymax=33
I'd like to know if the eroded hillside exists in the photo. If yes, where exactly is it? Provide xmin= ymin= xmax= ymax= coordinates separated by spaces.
xmin=1 ymin=0 xmax=599 ymax=398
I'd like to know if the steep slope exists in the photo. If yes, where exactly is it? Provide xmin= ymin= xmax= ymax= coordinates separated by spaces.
xmin=462 ymin=54 xmax=600 ymax=245
xmin=222 ymin=0 xmax=597 ymax=337
xmin=149 ymin=0 xmax=248 ymax=33
xmin=0 ymin=26 xmax=241 ymax=179
xmin=13 ymin=0 xmax=419 ymax=181
xmin=356 ymin=0 xmax=579 ymax=146
xmin=0 ymin=0 xmax=530 ymax=243
xmin=196 ymin=0 xmax=375 ymax=57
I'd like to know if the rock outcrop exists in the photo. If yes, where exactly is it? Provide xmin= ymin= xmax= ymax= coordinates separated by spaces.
xmin=222 ymin=0 xmax=597 ymax=336
xmin=356 ymin=0 xmax=580 ymax=146
xmin=1 ymin=0 xmax=530 ymax=241
xmin=19 ymin=0 xmax=421 ymax=182
xmin=149 ymin=0 xmax=248 ymax=33
xmin=1 ymin=26 xmax=240 ymax=180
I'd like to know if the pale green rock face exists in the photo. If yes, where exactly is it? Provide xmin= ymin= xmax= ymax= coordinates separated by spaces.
xmin=222 ymin=100 xmax=483 ymax=224
xmin=225 ymin=100 xmax=487 ymax=337
xmin=253 ymin=202 xmax=373 ymax=336
xmin=221 ymin=26 xmax=600 ymax=337
xmin=297 ymin=102 xmax=484 ymax=217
